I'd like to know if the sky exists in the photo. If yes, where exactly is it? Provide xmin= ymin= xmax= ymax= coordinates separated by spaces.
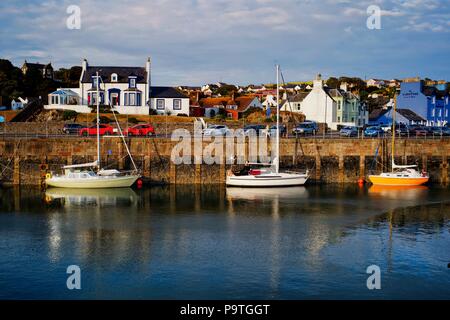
xmin=0 ymin=0 xmax=449 ymax=86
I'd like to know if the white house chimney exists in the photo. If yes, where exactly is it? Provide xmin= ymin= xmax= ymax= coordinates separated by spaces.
xmin=313 ymin=73 xmax=323 ymax=90
xmin=82 ymin=58 xmax=88 ymax=72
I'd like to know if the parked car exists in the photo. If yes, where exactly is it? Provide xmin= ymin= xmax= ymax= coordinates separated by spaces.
xmin=340 ymin=126 xmax=358 ymax=137
xmin=409 ymin=125 xmax=428 ymax=137
xmin=364 ymin=126 xmax=384 ymax=137
xmin=268 ymin=124 xmax=287 ymax=137
xmin=379 ymin=124 xmax=392 ymax=133
xmin=202 ymin=125 xmax=231 ymax=137
xmin=429 ymin=126 xmax=450 ymax=137
xmin=79 ymin=124 xmax=115 ymax=136
xmin=292 ymin=122 xmax=319 ymax=135
xmin=125 ymin=124 xmax=156 ymax=137
xmin=243 ymin=124 xmax=267 ymax=136
xmin=395 ymin=124 xmax=410 ymax=136
xmin=63 ymin=123 xmax=85 ymax=135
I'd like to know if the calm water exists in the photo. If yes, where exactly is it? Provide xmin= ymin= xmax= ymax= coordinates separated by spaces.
xmin=0 ymin=184 xmax=449 ymax=300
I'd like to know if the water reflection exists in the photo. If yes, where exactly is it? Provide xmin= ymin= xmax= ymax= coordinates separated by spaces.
xmin=45 ymin=188 xmax=138 ymax=208
xmin=368 ymin=185 xmax=429 ymax=200
xmin=0 ymin=185 xmax=449 ymax=299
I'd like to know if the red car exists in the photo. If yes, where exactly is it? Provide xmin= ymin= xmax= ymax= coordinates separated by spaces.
xmin=79 ymin=124 xmax=114 ymax=136
xmin=125 ymin=124 xmax=156 ymax=137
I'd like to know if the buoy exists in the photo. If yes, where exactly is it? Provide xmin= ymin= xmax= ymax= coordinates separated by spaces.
xmin=137 ymin=179 xmax=143 ymax=188
xmin=358 ymin=178 xmax=365 ymax=186
xmin=45 ymin=173 xmax=52 ymax=180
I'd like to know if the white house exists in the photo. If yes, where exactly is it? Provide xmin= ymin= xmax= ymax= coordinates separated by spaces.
xmin=11 ymin=97 xmax=28 ymax=110
xmin=45 ymin=57 xmax=188 ymax=116
xmin=280 ymin=93 xmax=308 ymax=113
xmin=262 ymin=94 xmax=278 ymax=108
xmin=149 ymin=87 xmax=190 ymax=115
xmin=295 ymin=74 xmax=367 ymax=129
xmin=366 ymin=79 xmax=386 ymax=88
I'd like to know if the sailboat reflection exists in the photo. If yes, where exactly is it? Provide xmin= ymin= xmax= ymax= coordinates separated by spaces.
xmin=45 ymin=188 xmax=138 ymax=208
xmin=226 ymin=186 xmax=308 ymax=201
xmin=368 ymin=185 xmax=429 ymax=200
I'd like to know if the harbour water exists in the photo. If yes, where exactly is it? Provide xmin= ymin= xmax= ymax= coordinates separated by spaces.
xmin=0 ymin=184 xmax=449 ymax=300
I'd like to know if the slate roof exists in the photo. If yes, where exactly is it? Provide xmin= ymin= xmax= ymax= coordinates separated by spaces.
xmin=369 ymin=108 xmax=390 ymax=121
xmin=396 ymin=109 xmax=426 ymax=122
xmin=81 ymin=66 xmax=147 ymax=83
xmin=150 ymin=86 xmax=187 ymax=99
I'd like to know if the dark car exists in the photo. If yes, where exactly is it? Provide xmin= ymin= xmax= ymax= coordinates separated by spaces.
xmin=429 ymin=126 xmax=450 ymax=137
xmin=292 ymin=122 xmax=319 ymax=135
xmin=409 ymin=125 xmax=428 ymax=137
xmin=243 ymin=124 xmax=267 ymax=136
xmin=268 ymin=124 xmax=287 ymax=137
xmin=395 ymin=124 xmax=410 ymax=136
xmin=63 ymin=123 xmax=85 ymax=135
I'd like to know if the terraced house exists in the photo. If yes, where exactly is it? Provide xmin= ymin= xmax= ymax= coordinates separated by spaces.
xmin=281 ymin=74 xmax=368 ymax=129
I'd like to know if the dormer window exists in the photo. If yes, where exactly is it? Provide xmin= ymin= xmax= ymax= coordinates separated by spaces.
xmin=92 ymin=76 xmax=99 ymax=88
xmin=111 ymin=73 xmax=118 ymax=82
xmin=129 ymin=77 xmax=137 ymax=88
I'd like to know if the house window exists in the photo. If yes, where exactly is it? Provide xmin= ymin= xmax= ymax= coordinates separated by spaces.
xmin=432 ymin=108 xmax=435 ymax=117
xmin=111 ymin=73 xmax=118 ymax=82
xmin=129 ymin=93 xmax=136 ymax=106
xmin=136 ymin=93 xmax=141 ymax=106
xmin=173 ymin=99 xmax=182 ymax=110
xmin=129 ymin=78 xmax=136 ymax=88
xmin=157 ymin=99 xmax=165 ymax=110
xmin=338 ymin=117 xmax=340 ymax=122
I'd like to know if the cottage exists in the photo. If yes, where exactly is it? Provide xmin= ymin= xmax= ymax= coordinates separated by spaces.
xmin=149 ymin=86 xmax=189 ymax=116
xmin=45 ymin=57 xmax=188 ymax=116
xmin=21 ymin=61 xmax=54 ymax=79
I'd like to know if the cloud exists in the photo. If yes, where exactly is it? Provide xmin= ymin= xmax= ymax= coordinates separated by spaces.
xmin=0 ymin=0 xmax=449 ymax=84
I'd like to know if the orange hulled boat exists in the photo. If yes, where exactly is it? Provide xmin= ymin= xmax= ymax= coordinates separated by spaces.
xmin=368 ymin=92 xmax=429 ymax=187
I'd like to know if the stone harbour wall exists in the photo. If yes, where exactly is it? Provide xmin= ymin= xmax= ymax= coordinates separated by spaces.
xmin=0 ymin=137 xmax=449 ymax=186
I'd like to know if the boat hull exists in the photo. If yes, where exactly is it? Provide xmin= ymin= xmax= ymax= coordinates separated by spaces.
xmin=368 ymin=175 xmax=429 ymax=186
xmin=45 ymin=175 xmax=140 ymax=189
xmin=226 ymin=173 xmax=308 ymax=187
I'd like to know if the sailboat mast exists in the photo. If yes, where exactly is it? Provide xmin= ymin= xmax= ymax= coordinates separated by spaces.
xmin=96 ymin=71 xmax=101 ymax=170
xmin=276 ymin=64 xmax=280 ymax=174
xmin=391 ymin=91 xmax=397 ymax=172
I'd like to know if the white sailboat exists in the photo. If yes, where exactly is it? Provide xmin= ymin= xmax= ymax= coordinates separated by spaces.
xmin=226 ymin=65 xmax=309 ymax=187
xmin=46 ymin=72 xmax=140 ymax=189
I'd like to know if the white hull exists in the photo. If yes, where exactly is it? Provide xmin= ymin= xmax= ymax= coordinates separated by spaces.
xmin=226 ymin=172 xmax=308 ymax=187
xmin=46 ymin=175 xmax=140 ymax=189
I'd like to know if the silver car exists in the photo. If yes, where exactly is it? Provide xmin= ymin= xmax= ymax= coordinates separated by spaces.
xmin=202 ymin=125 xmax=231 ymax=137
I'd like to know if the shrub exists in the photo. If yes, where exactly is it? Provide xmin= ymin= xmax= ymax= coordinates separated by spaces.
xmin=177 ymin=113 xmax=189 ymax=117
xmin=128 ymin=117 xmax=139 ymax=124
xmin=63 ymin=110 xmax=78 ymax=121
xmin=94 ymin=116 xmax=112 ymax=124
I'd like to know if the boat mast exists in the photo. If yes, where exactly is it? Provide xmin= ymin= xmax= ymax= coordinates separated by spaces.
xmin=391 ymin=91 xmax=397 ymax=172
xmin=275 ymin=64 xmax=280 ymax=174
xmin=96 ymin=71 xmax=101 ymax=170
